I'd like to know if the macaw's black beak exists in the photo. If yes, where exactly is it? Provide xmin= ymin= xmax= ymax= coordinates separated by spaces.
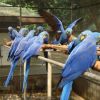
xmin=44 ymin=38 xmax=48 ymax=44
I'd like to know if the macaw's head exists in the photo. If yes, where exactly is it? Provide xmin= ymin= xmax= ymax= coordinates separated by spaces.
xmin=8 ymin=26 xmax=13 ymax=32
xmin=37 ymin=26 xmax=44 ymax=31
xmin=39 ymin=31 xmax=49 ymax=44
xmin=35 ymin=26 xmax=44 ymax=36
xmin=65 ymin=28 xmax=72 ymax=37
xmin=78 ymin=30 xmax=92 ymax=41
xmin=19 ymin=28 xmax=29 ymax=36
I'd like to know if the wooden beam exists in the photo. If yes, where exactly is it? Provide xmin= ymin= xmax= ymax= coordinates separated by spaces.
xmin=0 ymin=16 xmax=45 ymax=23
xmin=19 ymin=16 xmax=46 ymax=24
xmin=0 ymin=16 xmax=46 ymax=32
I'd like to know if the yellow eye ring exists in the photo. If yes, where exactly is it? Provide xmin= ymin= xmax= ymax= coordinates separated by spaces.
xmin=80 ymin=35 xmax=87 ymax=41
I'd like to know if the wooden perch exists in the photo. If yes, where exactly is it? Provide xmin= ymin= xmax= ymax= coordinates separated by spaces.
xmin=42 ymin=44 xmax=100 ymax=55
xmin=4 ymin=42 xmax=100 ymax=71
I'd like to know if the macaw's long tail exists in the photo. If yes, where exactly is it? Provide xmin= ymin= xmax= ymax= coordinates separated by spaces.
xmin=4 ymin=59 xmax=18 ymax=87
xmin=22 ymin=58 xmax=30 ymax=92
xmin=60 ymin=81 xmax=73 ymax=100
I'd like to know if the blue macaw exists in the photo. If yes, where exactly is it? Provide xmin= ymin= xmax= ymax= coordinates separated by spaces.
xmin=7 ymin=28 xmax=29 ymax=61
xmin=22 ymin=31 xmax=49 ymax=91
xmin=59 ymin=18 xmax=82 ymax=44
xmin=58 ymin=35 xmax=99 ymax=100
xmin=4 ymin=30 xmax=35 ymax=87
xmin=53 ymin=16 xmax=82 ymax=44
xmin=8 ymin=26 xmax=20 ymax=40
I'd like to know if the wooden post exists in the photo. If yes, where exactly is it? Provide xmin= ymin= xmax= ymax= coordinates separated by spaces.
xmin=23 ymin=61 xmax=27 ymax=100
xmin=19 ymin=0 xmax=22 ymax=28
xmin=47 ymin=51 xmax=52 ymax=99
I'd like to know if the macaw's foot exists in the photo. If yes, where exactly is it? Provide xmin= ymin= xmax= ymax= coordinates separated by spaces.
xmin=93 ymin=60 xmax=100 ymax=71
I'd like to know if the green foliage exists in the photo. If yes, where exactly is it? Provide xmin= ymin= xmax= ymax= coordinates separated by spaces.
xmin=24 ymin=24 xmax=36 ymax=30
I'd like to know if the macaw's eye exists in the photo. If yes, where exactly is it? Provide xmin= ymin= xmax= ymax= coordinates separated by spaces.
xmin=66 ymin=31 xmax=71 ymax=37
xmin=66 ymin=31 xmax=70 ymax=34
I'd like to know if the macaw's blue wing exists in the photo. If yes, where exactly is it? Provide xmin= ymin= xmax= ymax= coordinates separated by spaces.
xmin=4 ymin=56 xmax=19 ymax=87
xmin=22 ymin=58 xmax=30 ymax=92
xmin=25 ymin=30 xmax=35 ymax=40
xmin=57 ymin=33 xmax=68 ymax=44
xmin=53 ymin=15 xmax=65 ymax=34
xmin=22 ymin=39 xmax=43 ymax=61
xmin=14 ymin=30 xmax=35 ymax=57
xmin=7 ymin=37 xmax=23 ymax=61
xmin=24 ymin=36 xmax=38 ymax=51
xmin=59 ymin=36 xmax=97 ymax=88
xmin=60 ymin=81 xmax=73 ymax=100
xmin=66 ymin=17 xmax=83 ymax=30
xmin=67 ymin=39 xmax=80 ymax=53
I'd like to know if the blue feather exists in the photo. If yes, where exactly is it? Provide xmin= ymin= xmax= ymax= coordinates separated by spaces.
xmin=66 ymin=18 xmax=82 ymax=29
xmin=53 ymin=15 xmax=65 ymax=34
xmin=60 ymin=81 xmax=73 ymax=100
xmin=4 ymin=57 xmax=19 ymax=87
xmin=22 ymin=59 xmax=30 ymax=92
xmin=14 ymin=30 xmax=35 ymax=56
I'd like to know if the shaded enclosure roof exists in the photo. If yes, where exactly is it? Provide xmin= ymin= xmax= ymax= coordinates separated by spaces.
xmin=0 ymin=3 xmax=44 ymax=32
